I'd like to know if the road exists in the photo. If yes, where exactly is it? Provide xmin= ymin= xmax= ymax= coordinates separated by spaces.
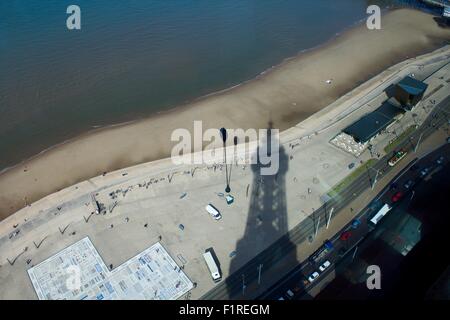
xmin=261 ymin=142 xmax=449 ymax=300
xmin=202 ymin=93 xmax=450 ymax=300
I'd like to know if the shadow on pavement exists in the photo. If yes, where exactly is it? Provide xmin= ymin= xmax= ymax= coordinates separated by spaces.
xmin=225 ymin=122 xmax=298 ymax=299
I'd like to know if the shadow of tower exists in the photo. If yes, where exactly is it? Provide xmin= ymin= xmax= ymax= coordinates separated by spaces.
xmin=225 ymin=122 xmax=298 ymax=299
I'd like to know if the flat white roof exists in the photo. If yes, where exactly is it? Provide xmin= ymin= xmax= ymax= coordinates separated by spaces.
xmin=27 ymin=237 xmax=193 ymax=300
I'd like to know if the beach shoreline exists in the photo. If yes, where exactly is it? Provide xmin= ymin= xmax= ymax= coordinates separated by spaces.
xmin=0 ymin=14 xmax=368 ymax=177
xmin=1 ymin=8 xmax=449 ymax=220
xmin=0 ymin=10 xmax=381 ymax=177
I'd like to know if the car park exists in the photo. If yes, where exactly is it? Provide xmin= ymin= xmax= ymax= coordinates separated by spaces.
xmin=308 ymin=271 xmax=320 ymax=283
xmin=319 ymin=260 xmax=331 ymax=272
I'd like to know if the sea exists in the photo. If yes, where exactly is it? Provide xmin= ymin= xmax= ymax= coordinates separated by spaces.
xmin=0 ymin=0 xmax=431 ymax=171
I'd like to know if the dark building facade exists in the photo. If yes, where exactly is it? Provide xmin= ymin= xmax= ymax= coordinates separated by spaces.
xmin=394 ymin=76 xmax=428 ymax=110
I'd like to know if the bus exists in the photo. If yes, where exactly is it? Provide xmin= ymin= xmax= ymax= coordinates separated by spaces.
xmin=369 ymin=203 xmax=392 ymax=227
xmin=203 ymin=249 xmax=221 ymax=282
xmin=309 ymin=240 xmax=334 ymax=264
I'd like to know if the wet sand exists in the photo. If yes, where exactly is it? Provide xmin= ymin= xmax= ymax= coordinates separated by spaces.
xmin=1 ymin=8 xmax=449 ymax=220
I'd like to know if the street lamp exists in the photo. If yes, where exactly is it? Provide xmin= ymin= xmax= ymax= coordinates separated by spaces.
xmin=233 ymin=136 xmax=238 ymax=166
xmin=220 ymin=128 xmax=231 ymax=193
xmin=414 ymin=132 xmax=425 ymax=153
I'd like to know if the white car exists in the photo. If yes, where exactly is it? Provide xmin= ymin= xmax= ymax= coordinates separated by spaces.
xmin=319 ymin=260 xmax=331 ymax=272
xmin=308 ymin=271 xmax=320 ymax=283
xmin=206 ymin=204 xmax=222 ymax=220
xmin=286 ymin=289 xmax=294 ymax=298
xmin=420 ymin=167 xmax=430 ymax=177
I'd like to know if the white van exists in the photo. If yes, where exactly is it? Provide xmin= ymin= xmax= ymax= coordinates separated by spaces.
xmin=203 ymin=251 xmax=222 ymax=282
xmin=206 ymin=204 xmax=222 ymax=220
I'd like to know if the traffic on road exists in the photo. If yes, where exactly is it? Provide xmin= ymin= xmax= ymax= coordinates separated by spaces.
xmin=261 ymin=143 xmax=449 ymax=300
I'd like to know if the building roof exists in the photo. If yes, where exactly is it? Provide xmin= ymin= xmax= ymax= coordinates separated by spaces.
xmin=444 ymin=6 xmax=450 ymax=18
xmin=343 ymin=101 xmax=405 ymax=143
xmin=397 ymin=76 xmax=428 ymax=96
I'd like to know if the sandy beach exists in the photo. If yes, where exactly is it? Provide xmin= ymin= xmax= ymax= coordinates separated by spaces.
xmin=0 ymin=8 xmax=449 ymax=220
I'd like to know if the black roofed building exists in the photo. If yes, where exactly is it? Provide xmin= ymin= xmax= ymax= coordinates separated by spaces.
xmin=343 ymin=100 xmax=405 ymax=144
xmin=394 ymin=76 xmax=428 ymax=111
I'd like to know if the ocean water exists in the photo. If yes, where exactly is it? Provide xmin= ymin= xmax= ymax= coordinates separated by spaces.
xmin=0 ymin=0 xmax=424 ymax=171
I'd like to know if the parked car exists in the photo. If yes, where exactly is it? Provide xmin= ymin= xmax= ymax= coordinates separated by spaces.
xmin=206 ymin=204 xmax=222 ymax=220
xmin=319 ymin=260 xmax=331 ymax=272
xmin=351 ymin=219 xmax=361 ymax=229
xmin=286 ymin=289 xmax=294 ymax=299
xmin=404 ymin=180 xmax=414 ymax=189
xmin=348 ymin=163 xmax=355 ymax=169
xmin=308 ymin=271 xmax=320 ymax=283
xmin=420 ymin=167 xmax=430 ymax=177
xmin=391 ymin=191 xmax=404 ymax=203
xmin=340 ymin=231 xmax=352 ymax=241
xmin=436 ymin=156 xmax=444 ymax=165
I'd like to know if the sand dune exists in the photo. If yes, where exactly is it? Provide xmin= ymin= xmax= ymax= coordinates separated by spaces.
xmin=1 ymin=8 xmax=449 ymax=220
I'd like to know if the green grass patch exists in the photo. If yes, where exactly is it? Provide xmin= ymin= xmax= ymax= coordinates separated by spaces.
xmin=327 ymin=158 xmax=377 ymax=198
xmin=384 ymin=125 xmax=417 ymax=154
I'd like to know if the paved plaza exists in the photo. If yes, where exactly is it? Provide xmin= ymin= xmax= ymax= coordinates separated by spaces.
xmin=28 ymin=238 xmax=193 ymax=300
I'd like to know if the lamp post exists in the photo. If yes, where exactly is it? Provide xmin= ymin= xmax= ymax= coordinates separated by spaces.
xmin=257 ymin=264 xmax=263 ymax=286
xmin=414 ymin=131 xmax=424 ymax=153
xmin=220 ymin=128 xmax=231 ymax=193
xmin=233 ymin=136 xmax=238 ymax=166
